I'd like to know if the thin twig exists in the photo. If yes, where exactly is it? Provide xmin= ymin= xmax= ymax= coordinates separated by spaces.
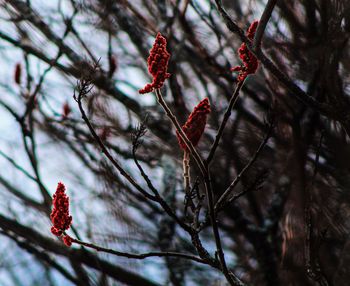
xmin=218 ymin=171 xmax=268 ymax=213
xmin=71 ymin=238 xmax=207 ymax=265
xmin=183 ymin=151 xmax=191 ymax=193
xmin=206 ymin=79 xmax=245 ymax=165
xmin=154 ymin=89 xmax=206 ymax=176
xmin=304 ymin=132 xmax=329 ymax=286
xmin=131 ymin=121 xmax=192 ymax=232
xmin=215 ymin=122 xmax=273 ymax=213
xmin=74 ymin=78 xmax=155 ymax=202
xmin=253 ymin=0 xmax=278 ymax=49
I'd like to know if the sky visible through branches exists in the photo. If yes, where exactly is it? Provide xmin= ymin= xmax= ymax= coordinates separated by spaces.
xmin=0 ymin=0 xmax=349 ymax=286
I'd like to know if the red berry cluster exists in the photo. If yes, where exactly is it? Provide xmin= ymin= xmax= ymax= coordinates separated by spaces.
xmin=50 ymin=182 xmax=73 ymax=246
xmin=139 ymin=32 xmax=171 ymax=94
xmin=231 ymin=21 xmax=259 ymax=82
xmin=177 ymin=98 xmax=211 ymax=151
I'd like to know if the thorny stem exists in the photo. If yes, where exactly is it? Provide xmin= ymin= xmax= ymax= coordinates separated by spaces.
xmin=154 ymin=88 xmax=245 ymax=286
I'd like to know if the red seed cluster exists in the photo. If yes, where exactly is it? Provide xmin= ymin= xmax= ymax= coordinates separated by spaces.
xmin=50 ymin=182 xmax=72 ymax=241
xmin=62 ymin=102 xmax=71 ymax=119
xmin=231 ymin=21 xmax=259 ymax=82
xmin=177 ymin=98 xmax=211 ymax=151
xmin=14 ymin=63 xmax=21 ymax=85
xmin=139 ymin=32 xmax=171 ymax=94
xmin=62 ymin=235 xmax=73 ymax=247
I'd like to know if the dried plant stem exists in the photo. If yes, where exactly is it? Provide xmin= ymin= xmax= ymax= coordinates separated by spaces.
xmin=71 ymin=238 xmax=207 ymax=264
xmin=215 ymin=123 xmax=273 ymax=213
xmin=183 ymin=151 xmax=191 ymax=193
xmin=207 ymin=79 xmax=245 ymax=165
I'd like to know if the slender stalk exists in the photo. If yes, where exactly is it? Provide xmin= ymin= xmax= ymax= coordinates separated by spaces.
xmin=215 ymin=123 xmax=273 ymax=212
xmin=206 ymin=79 xmax=245 ymax=165
xmin=154 ymin=89 xmax=206 ymax=175
xmin=71 ymin=238 xmax=207 ymax=265
xmin=183 ymin=151 xmax=191 ymax=193
xmin=253 ymin=0 xmax=278 ymax=49
xmin=76 ymin=93 xmax=155 ymax=201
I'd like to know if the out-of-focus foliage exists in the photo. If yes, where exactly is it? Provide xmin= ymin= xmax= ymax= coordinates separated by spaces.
xmin=0 ymin=0 xmax=349 ymax=285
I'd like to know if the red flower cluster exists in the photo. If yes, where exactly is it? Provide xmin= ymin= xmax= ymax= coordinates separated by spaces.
xmin=231 ymin=21 xmax=259 ymax=81
xmin=177 ymin=98 xmax=211 ymax=151
xmin=50 ymin=182 xmax=73 ymax=246
xmin=139 ymin=32 xmax=171 ymax=94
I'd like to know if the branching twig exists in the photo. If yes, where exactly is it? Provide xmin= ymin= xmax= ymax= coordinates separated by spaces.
xmin=218 ymin=171 xmax=268 ymax=213
xmin=154 ymin=88 xmax=245 ymax=286
xmin=215 ymin=121 xmax=273 ymax=213
xmin=74 ymin=74 xmax=155 ymax=202
xmin=131 ymin=118 xmax=192 ymax=232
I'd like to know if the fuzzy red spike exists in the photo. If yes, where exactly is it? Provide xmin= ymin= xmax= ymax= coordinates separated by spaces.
xmin=231 ymin=21 xmax=259 ymax=81
xmin=139 ymin=32 xmax=171 ymax=94
xmin=50 ymin=182 xmax=73 ymax=246
xmin=176 ymin=98 xmax=211 ymax=151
